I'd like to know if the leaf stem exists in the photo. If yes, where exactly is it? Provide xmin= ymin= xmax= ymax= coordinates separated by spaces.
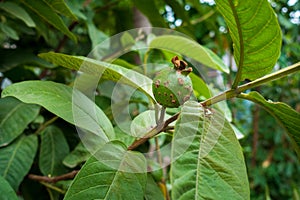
xmin=202 ymin=62 xmax=300 ymax=106
xmin=40 ymin=182 xmax=66 ymax=194
xmin=237 ymin=62 xmax=300 ymax=92
xmin=28 ymin=170 xmax=79 ymax=183
xmin=34 ymin=116 xmax=59 ymax=135
xmin=190 ymin=10 xmax=215 ymax=25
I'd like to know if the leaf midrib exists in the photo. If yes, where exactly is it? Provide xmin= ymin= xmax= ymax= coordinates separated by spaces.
xmin=50 ymin=130 xmax=55 ymax=175
xmin=3 ymin=138 xmax=22 ymax=177
xmin=229 ymin=0 xmax=244 ymax=88
xmin=0 ymin=103 xmax=23 ymax=127
xmin=16 ymin=83 xmax=109 ymax=141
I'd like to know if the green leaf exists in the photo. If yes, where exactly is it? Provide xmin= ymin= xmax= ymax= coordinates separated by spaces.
xmin=63 ymin=125 xmax=120 ymax=169
xmin=0 ymin=2 xmax=35 ymax=27
xmin=238 ymin=91 xmax=300 ymax=159
xmin=63 ymin=142 xmax=91 ymax=168
xmin=64 ymin=141 xmax=147 ymax=200
xmin=120 ymin=32 xmax=135 ymax=48
xmin=215 ymin=0 xmax=282 ymax=81
xmin=149 ymin=35 xmax=229 ymax=73
xmin=190 ymin=73 xmax=211 ymax=99
xmin=0 ymin=97 xmax=40 ymax=147
xmin=39 ymin=125 xmax=70 ymax=176
xmin=229 ymin=123 xmax=245 ymax=140
xmin=131 ymin=110 xmax=171 ymax=138
xmin=2 ymin=81 xmax=115 ymax=146
xmin=0 ymin=175 xmax=18 ymax=200
xmin=21 ymin=0 xmax=77 ymax=42
xmin=132 ymin=0 xmax=167 ymax=27
xmin=0 ymin=135 xmax=38 ymax=191
xmin=164 ymin=0 xmax=191 ymax=25
xmin=171 ymin=101 xmax=249 ymax=199
xmin=114 ymin=125 xmax=135 ymax=147
xmin=293 ymin=186 xmax=300 ymax=200
xmin=86 ymin=20 xmax=108 ymax=49
xmin=144 ymin=174 xmax=164 ymax=200
xmin=189 ymin=74 xmax=233 ymax=123
xmin=0 ymin=49 xmax=54 ymax=72
xmin=43 ymin=0 xmax=77 ymax=20
xmin=38 ymin=52 xmax=155 ymax=102
xmin=0 ymin=23 xmax=19 ymax=40
xmin=131 ymin=110 xmax=157 ymax=138
xmin=65 ymin=1 xmax=86 ymax=20
xmin=112 ymin=59 xmax=138 ymax=70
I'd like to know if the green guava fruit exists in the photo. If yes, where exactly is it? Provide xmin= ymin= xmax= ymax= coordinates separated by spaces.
xmin=152 ymin=56 xmax=193 ymax=108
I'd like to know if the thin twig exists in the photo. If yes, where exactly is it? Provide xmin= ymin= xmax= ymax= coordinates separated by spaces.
xmin=28 ymin=170 xmax=79 ymax=183
xmin=40 ymin=182 xmax=66 ymax=194
xmin=54 ymin=21 xmax=79 ymax=52
xmin=190 ymin=10 xmax=215 ymax=25
xmin=34 ymin=116 xmax=59 ymax=135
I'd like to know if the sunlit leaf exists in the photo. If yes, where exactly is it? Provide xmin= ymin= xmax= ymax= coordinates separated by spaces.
xmin=149 ymin=35 xmax=229 ymax=73
xmin=2 ymin=81 xmax=115 ymax=146
xmin=64 ymin=141 xmax=147 ymax=199
xmin=215 ymin=0 xmax=281 ymax=81
xmin=171 ymin=101 xmax=249 ymax=199
xmin=38 ymin=52 xmax=155 ymax=102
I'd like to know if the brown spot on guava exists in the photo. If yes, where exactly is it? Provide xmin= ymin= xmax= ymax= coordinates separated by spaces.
xmin=155 ymin=80 xmax=160 ymax=88
xmin=183 ymin=95 xmax=190 ymax=102
xmin=185 ymin=85 xmax=192 ymax=91
xmin=178 ymin=78 xmax=184 ymax=85
xmin=164 ymin=80 xmax=170 ymax=87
